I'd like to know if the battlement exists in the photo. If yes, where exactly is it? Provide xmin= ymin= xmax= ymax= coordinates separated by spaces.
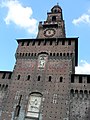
xmin=16 ymin=37 xmax=78 ymax=66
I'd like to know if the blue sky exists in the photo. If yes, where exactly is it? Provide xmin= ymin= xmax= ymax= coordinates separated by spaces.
xmin=0 ymin=0 xmax=90 ymax=74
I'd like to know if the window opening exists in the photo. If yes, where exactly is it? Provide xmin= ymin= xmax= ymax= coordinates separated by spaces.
xmin=35 ymin=53 xmax=36 ymax=56
xmin=20 ymin=53 xmax=22 ymax=56
xmin=52 ymin=16 xmax=56 ymax=22
xmin=60 ymin=53 xmax=62 ymax=56
xmin=71 ymin=75 xmax=74 ymax=83
xmin=27 ymin=41 xmax=30 ymax=46
xmin=60 ymin=77 xmax=63 ymax=82
xmin=50 ymin=41 xmax=52 ymax=45
xmin=25 ymin=53 xmax=28 ymax=56
xmin=50 ymin=53 xmax=52 ymax=56
xmin=17 ymin=75 xmax=20 ymax=80
xmin=31 ymin=53 xmax=33 ymax=56
xmin=53 ymin=53 xmax=55 ymax=56
xmin=49 ymin=76 xmax=52 ymax=82
xmin=2 ymin=73 xmax=6 ymax=79
xmin=21 ymin=42 xmax=24 ymax=46
xmin=62 ymin=40 xmax=65 ymax=45
xmin=67 ymin=53 xmax=69 ymax=56
xmin=70 ymin=89 xmax=74 ymax=97
xmin=8 ymin=73 xmax=12 ymax=79
xmin=27 ymin=75 xmax=30 ymax=80
xmin=5 ymin=85 xmax=8 ymax=91
xmin=38 ymin=76 xmax=41 ymax=81
xmin=32 ymin=41 xmax=35 ymax=46
xmin=57 ymin=53 xmax=59 ymax=56
xmin=79 ymin=76 xmax=82 ymax=83
xmin=38 ymin=41 xmax=41 ymax=45
xmin=28 ymin=53 xmax=30 ymax=56
xmin=22 ymin=53 xmax=24 ymax=56
xmin=68 ymin=40 xmax=71 ymax=45
xmin=63 ymin=53 xmax=65 ymax=56
xmin=44 ymin=40 xmax=46 ymax=45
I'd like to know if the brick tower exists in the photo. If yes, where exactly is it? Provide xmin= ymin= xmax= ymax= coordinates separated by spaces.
xmin=0 ymin=4 xmax=90 ymax=120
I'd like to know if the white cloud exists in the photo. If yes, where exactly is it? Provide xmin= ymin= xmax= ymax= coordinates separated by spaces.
xmin=72 ymin=10 xmax=90 ymax=25
xmin=75 ymin=60 xmax=90 ymax=74
xmin=1 ymin=0 xmax=38 ymax=34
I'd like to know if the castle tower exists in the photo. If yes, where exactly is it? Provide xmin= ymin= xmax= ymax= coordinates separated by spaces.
xmin=37 ymin=4 xmax=66 ymax=38
xmin=0 ymin=4 xmax=90 ymax=120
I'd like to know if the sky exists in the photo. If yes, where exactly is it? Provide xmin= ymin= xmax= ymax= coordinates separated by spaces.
xmin=0 ymin=0 xmax=90 ymax=74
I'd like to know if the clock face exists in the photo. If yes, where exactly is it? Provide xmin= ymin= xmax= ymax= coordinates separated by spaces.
xmin=44 ymin=28 xmax=55 ymax=37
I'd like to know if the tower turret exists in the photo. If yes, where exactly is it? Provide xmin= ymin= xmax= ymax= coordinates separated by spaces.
xmin=37 ymin=4 xmax=66 ymax=38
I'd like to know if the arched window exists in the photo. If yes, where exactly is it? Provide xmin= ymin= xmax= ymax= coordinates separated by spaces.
xmin=60 ymin=77 xmax=63 ymax=82
xmin=25 ymin=93 xmax=42 ymax=120
xmin=80 ymin=90 xmax=83 ymax=98
xmin=27 ymin=75 xmax=30 ymax=80
xmin=17 ymin=75 xmax=20 ymax=80
xmin=70 ymin=89 xmax=74 ymax=97
xmin=38 ymin=76 xmax=41 ymax=81
xmin=49 ymin=76 xmax=52 ymax=82
xmin=52 ymin=16 xmax=56 ymax=22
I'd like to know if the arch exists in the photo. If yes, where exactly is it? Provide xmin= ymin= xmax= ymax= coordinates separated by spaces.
xmin=34 ymin=53 xmax=36 ymax=56
xmin=60 ymin=53 xmax=62 ymax=56
xmin=31 ymin=53 xmax=33 ymax=56
xmin=38 ymin=52 xmax=48 ymax=56
xmin=70 ymin=89 xmax=74 ymax=97
xmin=22 ymin=53 xmax=24 ymax=56
xmin=75 ymin=90 xmax=78 ymax=97
xmin=2 ymin=73 xmax=6 ymax=79
xmin=27 ymin=41 xmax=30 ymax=46
xmin=50 ymin=53 xmax=52 ymax=56
xmin=67 ymin=53 xmax=69 ymax=56
xmin=52 ymin=16 xmax=56 ymax=22
xmin=80 ymin=90 xmax=83 ymax=98
xmin=17 ymin=75 xmax=20 ymax=80
xmin=57 ymin=53 xmax=59 ymax=56
xmin=70 ymin=89 xmax=74 ymax=94
xmin=29 ymin=92 xmax=42 ymax=96
xmin=27 ymin=75 xmax=30 ymax=80
xmin=49 ymin=76 xmax=52 ymax=82
xmin=5 ymin=84 xmax=8 ymax=91
xmin=75 ymin=90 xmax=78 ymax=92
xmin=20 ymin=53 xmax=22 ymax=56
xmin=70 ymin=53 xmax=73 ymax=56
xmin=1 ymin=84 xmax=5 ymax=90
xmin=25 ymin=92 xmax=42 ymax=119
xmin=60 ymin=77 xmax=63 ymax=82
xmin=63 ymin=53 xmax=66 ymax=56
xmin=25 ymin=53 xmax=28 ymax=56
xmin=53 ymin=53 xmax=55 ymax=56
xmin=28 ymin=53 xmax=30 ymax=56
xmin=84 ymin=90 xmax=88 ymax=98
xmin=80 ymin=90 xmax=83 ymax=94
xmin=38 ymin=76 xmax=41 ymax=81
